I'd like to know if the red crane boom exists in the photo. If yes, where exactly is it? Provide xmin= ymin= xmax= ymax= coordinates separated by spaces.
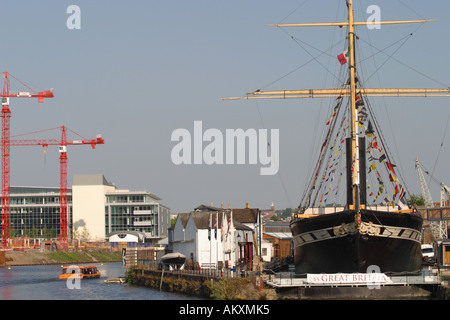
xmin=10 ymin=126 xmax=104 ymax=240
xmin=1 ymin=71 xmax=54 ymax=247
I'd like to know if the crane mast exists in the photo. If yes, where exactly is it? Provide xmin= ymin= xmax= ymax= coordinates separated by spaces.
xmin=415 ymin=157 xmax=448 ymax=240
xmin=10 ymin=126 xmax=104 ymax=240
xmin=1 ymin=72 xmax=54 ymax=247
xmin=415 ymin=157 xmax=434 ymax=208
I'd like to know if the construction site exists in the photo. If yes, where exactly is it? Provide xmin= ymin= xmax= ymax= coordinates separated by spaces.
xmin=0 ymin=71 xmax=104 ymax=252
xmin=415 ymin=158 xmax=450 ymax=267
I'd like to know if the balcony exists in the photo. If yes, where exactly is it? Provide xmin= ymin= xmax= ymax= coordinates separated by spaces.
xmin=133 ymin=220 xmax=153 ymax=226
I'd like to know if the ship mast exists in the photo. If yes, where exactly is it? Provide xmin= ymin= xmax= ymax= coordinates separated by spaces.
xmin=347 ymin=0 xmax=359 ymax=210
xmin=222 ymin=0 xmax=450 ymax=211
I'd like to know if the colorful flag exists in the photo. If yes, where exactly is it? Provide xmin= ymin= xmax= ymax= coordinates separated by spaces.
xmin=387 ymin=162 xmax=396 ymax=174
xmin=355 ymin=94 xmax=364 ymax=107
xmin=337 ymin=48 xmax=350 ymax=65
xmin=368 ymin=162 xmax=376 ymax=173
xmin=358 ymin=107 xmax=368 ymax=125
xmin=208 ymin=214 xmax=211 ymax=240
xmin=214 ymin=212 xmax=218 ymax=239
xmin=366 ymin=121 xmax=374 ymax=137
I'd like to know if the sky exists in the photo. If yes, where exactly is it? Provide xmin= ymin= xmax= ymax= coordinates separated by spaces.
xmin=0 ymin=0 xmax=449 ymax=213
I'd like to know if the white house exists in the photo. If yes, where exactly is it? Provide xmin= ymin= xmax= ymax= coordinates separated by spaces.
xmin=171 ymin=209 xmax=255 ymax=270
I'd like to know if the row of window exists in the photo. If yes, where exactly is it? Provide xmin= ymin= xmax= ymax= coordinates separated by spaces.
xmin=9 ymin=207 xmax=71 ymax=215
xmin=106 ymin=195 xmax=146 ymax=203
xmin=105 ymin=205 xmax=157 ymax=215
xmin=9 ymin=197 xmax=72 ymax=205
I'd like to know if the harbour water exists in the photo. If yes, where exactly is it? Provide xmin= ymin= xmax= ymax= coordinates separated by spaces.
xmin=0 ymin=262 xmax=199 ymax=300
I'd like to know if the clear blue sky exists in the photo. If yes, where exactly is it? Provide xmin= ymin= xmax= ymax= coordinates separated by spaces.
xmin=1 ymin=0 xmax=449 ymax=212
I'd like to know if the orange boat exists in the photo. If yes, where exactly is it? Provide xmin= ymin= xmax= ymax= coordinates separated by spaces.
xmin=59 ymin=266 xmax=101 ymax=280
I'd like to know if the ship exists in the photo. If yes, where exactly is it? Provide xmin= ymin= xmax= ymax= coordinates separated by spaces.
xmin=224 ymin=0 xmax=450 ymax=275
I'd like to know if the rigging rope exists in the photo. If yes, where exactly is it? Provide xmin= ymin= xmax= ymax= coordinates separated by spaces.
xmin=429 ymin=112 xmax=450 ymax=186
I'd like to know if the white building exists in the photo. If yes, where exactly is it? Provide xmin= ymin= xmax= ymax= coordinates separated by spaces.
xmin=170 ymin=207 xmax=257 ymax=269
xmin=72 ymin=174 xmax=170 ymax=241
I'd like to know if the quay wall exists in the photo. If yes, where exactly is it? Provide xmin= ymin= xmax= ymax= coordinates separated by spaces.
xmin=126 ymin=267 xmax=277 ymax=300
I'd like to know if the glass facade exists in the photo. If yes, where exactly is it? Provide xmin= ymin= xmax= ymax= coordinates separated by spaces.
xmin=1 ymin=188 xmax=73 ymax=239
xmin=105 ymin=192 xmax=168 ymax=237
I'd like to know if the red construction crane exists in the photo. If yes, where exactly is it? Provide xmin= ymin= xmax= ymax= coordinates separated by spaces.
xmin=10 ymin=126 xmax=104 ymax=241
xmin=1 ymin=71 xmax=54 ymax=247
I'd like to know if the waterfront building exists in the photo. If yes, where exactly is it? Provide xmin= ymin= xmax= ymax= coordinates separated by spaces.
xmin=262 ymin=222 xmax=292 ymax=262
xmin=5 ymin=186 xmax=73 ymax=239
xmin=73 ymin=174 xmax=170 ymax=241
xmin=0 ymin=174 xmax=170 ymax=243
xmin=170 ymin=204 xmax=259 ymax=270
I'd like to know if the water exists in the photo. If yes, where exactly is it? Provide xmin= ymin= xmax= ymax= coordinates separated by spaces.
xmin=0 ymin=262 xmax=200 ymax=300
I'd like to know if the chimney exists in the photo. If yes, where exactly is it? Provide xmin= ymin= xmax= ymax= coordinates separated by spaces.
xmin=228 ymin=203 xmax=231 ymax=209
xmin=221 ymin=202 xmax=223 ymax=208
xmin=246 ymin=202 xmax=250 ymax=209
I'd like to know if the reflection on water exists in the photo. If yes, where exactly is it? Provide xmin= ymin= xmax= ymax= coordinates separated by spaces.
xmin=0 ymin=262 xmax=199 ymax=300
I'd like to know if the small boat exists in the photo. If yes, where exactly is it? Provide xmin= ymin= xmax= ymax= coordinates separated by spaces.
xmin=59 ymin=265 xmax=101 ymax=280
xmin=159 ymin=252 xmax=186 ymax=270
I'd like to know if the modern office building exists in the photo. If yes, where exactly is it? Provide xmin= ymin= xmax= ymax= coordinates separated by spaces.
xmin=0 ymin=174 xmax=170 ymax=242
xmin=5 ymin=186 xmax=73 ymax=239
xmin=73 ymin=174 xmax=170 ymax=241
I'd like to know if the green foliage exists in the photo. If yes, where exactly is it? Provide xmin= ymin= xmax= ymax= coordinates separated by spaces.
xmin=407 ymin=194 xmax=426 ymax=207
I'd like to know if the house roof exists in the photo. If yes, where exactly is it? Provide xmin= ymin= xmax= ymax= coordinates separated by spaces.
xmin=264 ymin=232 xmax=292 ymax=240
xmin=232 ymin=208 xmax=259 ymax=224
xmin=194 ymin=204 xmax=224 ymax=212
xmin=176 ymin=213 xmax=191 ymax=229
xmin=186 ymin=211 xmax=253 ymax=231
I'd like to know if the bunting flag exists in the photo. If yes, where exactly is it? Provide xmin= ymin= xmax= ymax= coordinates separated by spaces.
xmin=366 ymin=121 xmax=374 ymax=137
xmin=368 ymin=162 xmax=376 ymax=173
xmin=355 ymin=94 xmax=364 ymax=107
xmin=358 ymin=107 xmax=368 ymax=126
xmin=389 ymin=173 xmax=397 ymax=182
xmin=399 ymin=188 xmax=406 ymax=204
xmin=377 ymin=171 xmax=384 ymax=185
xmin=386 ymin=162 xmax=396 ymax=174
xmin=337 ymin=48 xmax=350 ymax=65
xmin=378 ymin=153 xmax=386 ymax=163
xmin=326 ymin=105 xmax=338 ymax=125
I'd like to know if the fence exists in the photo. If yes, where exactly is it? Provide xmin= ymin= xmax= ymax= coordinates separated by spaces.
xmin=265 ymin=269 xmax=441 ymax=288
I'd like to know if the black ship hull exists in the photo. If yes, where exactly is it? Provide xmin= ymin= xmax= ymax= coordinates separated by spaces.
xmin=290 ymin=209 xmax=423 ymax=275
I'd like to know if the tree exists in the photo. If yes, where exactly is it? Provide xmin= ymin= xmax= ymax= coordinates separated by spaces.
xmin=407 ymin=194 xmax=425 ymax=207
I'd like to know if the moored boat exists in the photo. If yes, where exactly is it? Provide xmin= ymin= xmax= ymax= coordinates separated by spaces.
xmin=160 ymin=252 xmax=186 ymax=270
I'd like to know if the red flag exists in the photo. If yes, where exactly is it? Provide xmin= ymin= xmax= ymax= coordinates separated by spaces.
xmin=337 ymin=48 xmax=350 ymax=65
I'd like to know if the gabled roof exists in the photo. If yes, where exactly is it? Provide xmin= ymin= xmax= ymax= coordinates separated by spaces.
xmin=232 ymin=208 xmax=260 ymax=224
xmin=194 ymin=204 xmax=224 ymax=212
xmin=187 ymin=211 xmax=253 ymax=231
xmin=176 ymin=213 xmax=191 ymax=229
